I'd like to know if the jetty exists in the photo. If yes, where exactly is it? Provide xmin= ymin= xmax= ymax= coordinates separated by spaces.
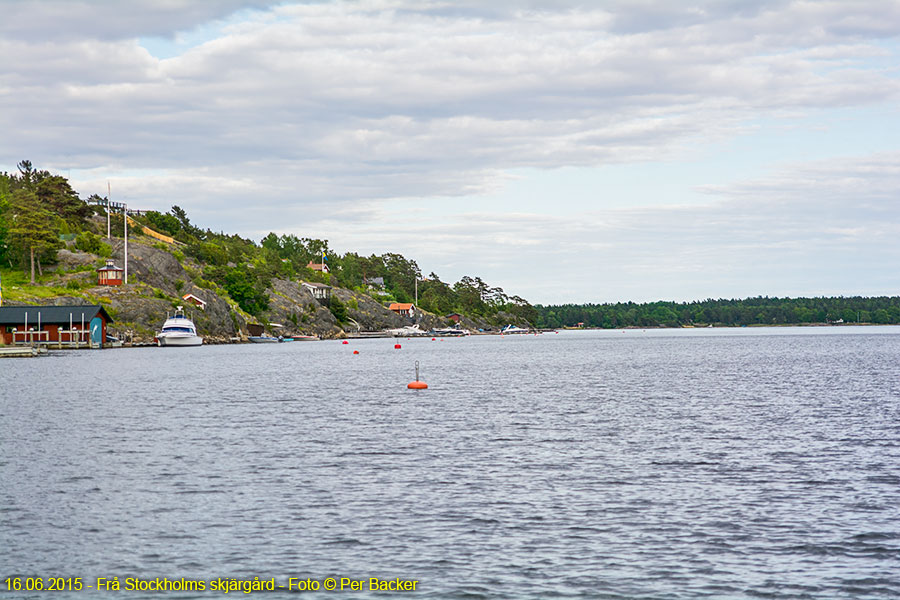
xmin=0 ymin=346 xmax=48 ymax=358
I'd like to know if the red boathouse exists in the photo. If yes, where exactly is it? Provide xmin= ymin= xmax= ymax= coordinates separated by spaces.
xmin=0 ymin=305 xmax=114 ymax=348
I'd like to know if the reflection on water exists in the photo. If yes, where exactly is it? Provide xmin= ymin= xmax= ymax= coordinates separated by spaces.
xmin=2 ymin=327 xmax=900 ymax=599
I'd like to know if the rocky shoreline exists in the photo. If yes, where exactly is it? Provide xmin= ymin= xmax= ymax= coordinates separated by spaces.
xmin=5 ymin=235 xmax=530 ymax=346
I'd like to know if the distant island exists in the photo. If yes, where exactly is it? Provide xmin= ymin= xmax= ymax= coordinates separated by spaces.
xmin=535 ymin=297 xmax=900 ymax=329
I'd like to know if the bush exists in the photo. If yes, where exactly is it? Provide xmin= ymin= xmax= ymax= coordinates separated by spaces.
xmin=75 ymin=231 xmax=102 ymax=254
xmin=74 ymin=231 xmax=112 ymax=257
xmin=329 ymin=296 xmax=347 ymax=322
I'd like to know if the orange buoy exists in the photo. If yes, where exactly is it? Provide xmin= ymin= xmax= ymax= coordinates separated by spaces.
xmin=342 ymin=340 xmax=349 ymax=344
xmin=353 ymin=350 xmax=359 ymax=354
xmin=407 ymin=360 xmax=428 ymax=389
xmin=394 ymin=344 xmax=402 ymax=349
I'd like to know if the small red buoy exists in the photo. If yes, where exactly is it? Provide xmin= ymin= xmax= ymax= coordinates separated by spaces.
xmin=431 ymin=337 xmax=436 ymax=341
xmin=342 ymin=340 xmax=349 ymax=344
xmin=394 ymin=344 xmax=401 ymax=349
xmin=353 ymin=350 xmax=359 ymax=354
xmin=407 ymin=360 xmax=428 ymax=389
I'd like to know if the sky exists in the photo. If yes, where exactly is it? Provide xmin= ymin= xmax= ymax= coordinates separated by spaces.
xmin=1 ymin=0 xmax=899 ymax=304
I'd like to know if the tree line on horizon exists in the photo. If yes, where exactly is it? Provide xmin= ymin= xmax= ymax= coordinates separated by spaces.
xmin=0 ymin=160 xmax=537 ymax=324
xmin=535 ymin=296 xmax=900 ymax=328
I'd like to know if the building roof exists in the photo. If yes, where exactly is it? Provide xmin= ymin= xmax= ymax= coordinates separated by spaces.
xmin=302 ymin=281 xmax=331 ymax=289
xmin=97 ymin=264 xmax=123 ymax=272
xmin=389 ymin=303 xmax=415 ymax=310
xmin=182 ymin=293 xmax=207 ymax=305
xmin=0 ymin=305 xmax=113 ymax=325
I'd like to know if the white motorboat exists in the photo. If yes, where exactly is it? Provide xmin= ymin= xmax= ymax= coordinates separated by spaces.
xmin=500 ymin=324 xmax=531 ymax=334
xmin=156 ymin=306 xmax=203 ymax=347
xmin=429 ymin=327 xmax=470 ymax=337
xmin=387 ymin=325 xmax=427 ymax=337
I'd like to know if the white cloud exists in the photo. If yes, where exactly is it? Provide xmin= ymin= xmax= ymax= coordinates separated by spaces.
xmin=2 ymin=0 xmax=900 ymax=302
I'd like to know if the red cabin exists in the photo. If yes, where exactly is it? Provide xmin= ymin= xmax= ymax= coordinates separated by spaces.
xmin=97 ymin=259 xmax=123 ymax=286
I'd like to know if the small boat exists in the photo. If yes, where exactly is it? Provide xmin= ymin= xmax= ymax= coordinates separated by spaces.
xmin=289 ymin=335 xmax=319 ymax=341
xmin=429 ymin=328 xmax=469 ymax=337
xmin=156 ymin=306 xmax=203 ymax=347
xmin=500 ymin=324 xmax=531 ymax=334
xmin=248 ymin=335 xmax=282 ymax=343
xmin=387 ymin=325 xmax=427 ymax=337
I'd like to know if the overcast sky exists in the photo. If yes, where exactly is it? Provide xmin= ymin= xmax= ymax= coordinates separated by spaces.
xmin=2 ymin=0 xmax=899 ymax=304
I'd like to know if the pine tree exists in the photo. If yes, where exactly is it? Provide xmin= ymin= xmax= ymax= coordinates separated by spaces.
xmin=7 ymin=188 xmax=61 ymax=284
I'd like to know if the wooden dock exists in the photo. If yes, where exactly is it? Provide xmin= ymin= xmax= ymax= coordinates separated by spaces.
xmin=0 ymin=346 xmax=48 ymax=358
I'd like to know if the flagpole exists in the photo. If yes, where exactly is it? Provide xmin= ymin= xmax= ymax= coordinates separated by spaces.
xmin=124 ymin=203 xmax=128 ymax=284
xmin=107 ymin=182 xmax=111 ymax=239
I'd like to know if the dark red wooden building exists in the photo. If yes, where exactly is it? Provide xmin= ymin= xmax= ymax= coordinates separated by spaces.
xmin=0 ymin=305 xmax=114 ymax=348
xmin=97 ymin=260 xmax=124 ymax=286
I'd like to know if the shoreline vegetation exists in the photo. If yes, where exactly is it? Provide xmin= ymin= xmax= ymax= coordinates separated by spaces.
xmin=535 ymin=297 xmax=900 ymax=329
xmin=0 ymin=160 xmax=536 ymax=342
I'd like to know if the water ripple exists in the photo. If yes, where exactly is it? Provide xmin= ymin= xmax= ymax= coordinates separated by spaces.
xmin=2 ymin=328 xmax=900 ymax=598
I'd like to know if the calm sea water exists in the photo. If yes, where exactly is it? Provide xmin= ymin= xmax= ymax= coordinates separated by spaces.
xmin=2 ymin=327 xmax=899 ymax=599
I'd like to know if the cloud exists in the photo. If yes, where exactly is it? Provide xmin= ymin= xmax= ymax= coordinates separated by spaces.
xmin=2 ymin=1 xmax=900 ymax=302
xmin=4 ymin=1 xmax=894 ymax=198
xmin=0 ymin=0 xmax=281 ymax=41
xmin=290 ymin=151 xmax=900 ymax=302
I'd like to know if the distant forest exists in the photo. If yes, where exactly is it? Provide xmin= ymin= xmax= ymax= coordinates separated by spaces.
xmin=535 ymin=296 xmax=900 ymax=329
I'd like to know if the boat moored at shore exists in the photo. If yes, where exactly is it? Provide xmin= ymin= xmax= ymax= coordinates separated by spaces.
xmin=428 ymin=327 xmax=470 ymax=337
xmin=500 ymin=324 xmax=531 ymax=334
xmin=156 ymin=307 xmax=203 ymax=347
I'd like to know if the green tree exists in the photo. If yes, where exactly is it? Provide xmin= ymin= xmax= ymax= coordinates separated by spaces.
xmin=34 ymin=174 xmax=90 ymax=224
xmin=145 ymin=210 xmax=181 ymax=236
xmin=75 ymin=231 xmax=103 ymax=254
xmin=0 ymin=173 xmax=11 ymax=265
xmin=329 ymin=295 xmax=347 ymax=322
xmin=170 ymin=205 xmax=202 ymax=239
xmin=7 ymin=188 xmax=61 ymax=283
xmin=220 ymin=267 xmax=269 ymax=315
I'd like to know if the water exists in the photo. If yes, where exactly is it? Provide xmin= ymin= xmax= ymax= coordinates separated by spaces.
xmin=2 ymin=327 xmax=900 ymax=599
